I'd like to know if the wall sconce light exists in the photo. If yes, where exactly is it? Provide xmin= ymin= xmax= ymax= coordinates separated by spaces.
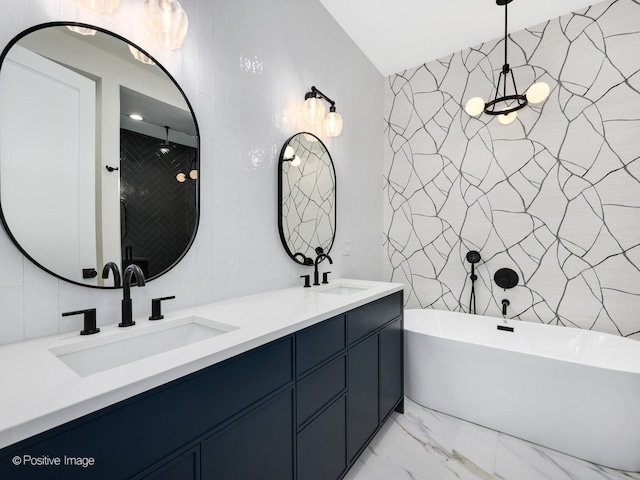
xmin=144 ymin=0 xmax=189 ymax=50
xmin=302 ymin=86 xmax=343 ymax=137
xmin=283 ymin=145 xmax=301 ymax=167
xmin=463 ymin=0 xmax=550 ymax=125
xmin=78 ymin=0 xmax=121 ymax=14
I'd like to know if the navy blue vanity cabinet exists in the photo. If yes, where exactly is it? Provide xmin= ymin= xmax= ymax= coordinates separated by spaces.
xmin=295 ymin=314 xmax=348 ymax=480
xmin=0 ymin=290 xmax=403 ymax=480
xmin=295 ymin=291 xmax=404 ymax=480
xmin=201 ymin=388 xmax=294 ymax=480
xmin=347 ymin=292 xmax=404 ymax=464
xmin=379 ymin=317 xmax=403 ymax=423
xmin=0 ymin=336 xmax=294 ymax=480
xmin=142 ymin=446 xmax=200 ymax=480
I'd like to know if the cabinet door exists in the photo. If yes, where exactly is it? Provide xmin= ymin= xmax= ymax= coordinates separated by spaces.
xmin=201 ymin=389 xmax=294 ymax=480
xmin=379 ymin=318 xmax=403 ymax=422
xmin=347 ymin=334 xmax=379 ymax=462
xmin=297 ymin=395 xmax=347 ymax=480
xmin=142 ymin=447 xmax=199 ymax=480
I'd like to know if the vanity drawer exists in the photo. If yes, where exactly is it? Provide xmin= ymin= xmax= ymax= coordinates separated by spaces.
xmin=296 ymin=313 xmax=345 ymax=378
xmin=297 ymin=354 xmax=346 ymax=428
xmin=347 ymin=292 xmax=402 ymax=345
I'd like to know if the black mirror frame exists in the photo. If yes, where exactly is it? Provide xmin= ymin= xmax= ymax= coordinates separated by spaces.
xmin=277 ymin=132 xmax=336 ymax=266
xmin=0 ymin=22 xmax=200 ymax=289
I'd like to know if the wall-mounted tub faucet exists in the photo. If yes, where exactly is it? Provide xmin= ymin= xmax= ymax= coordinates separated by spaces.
xmin=101 ymin=262 xmax=121 ymax=287
xmin=313 ymin=248 xmax=333 ymax=286
xmin=119 ymin=264 xmax=146 ymax=327
xmin=501 ymin=299 xmax=510 ymax=316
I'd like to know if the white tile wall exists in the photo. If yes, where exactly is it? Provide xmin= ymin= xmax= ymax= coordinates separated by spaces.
xmin=0 ymin=0 xmax=384 ymax=345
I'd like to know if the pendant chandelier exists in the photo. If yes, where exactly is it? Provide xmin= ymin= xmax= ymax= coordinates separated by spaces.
xmin=464 ymin=0 xmax=550 ymax=125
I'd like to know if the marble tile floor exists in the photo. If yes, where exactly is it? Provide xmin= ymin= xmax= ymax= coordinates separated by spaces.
xmin=344 ymin=397 xmax=640 ymax=480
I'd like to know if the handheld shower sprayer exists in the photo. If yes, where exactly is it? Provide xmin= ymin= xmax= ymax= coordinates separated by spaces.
xmin=466 ymin=250 xmax=481 ymax=314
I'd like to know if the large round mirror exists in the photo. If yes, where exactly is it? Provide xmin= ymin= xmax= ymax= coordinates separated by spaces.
xmin=278 ymin=132 xmax=336 ymax=265
xmin=0 ymin=23 xmax=199 ymax=287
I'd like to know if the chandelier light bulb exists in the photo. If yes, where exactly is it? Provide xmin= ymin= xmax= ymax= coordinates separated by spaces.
xmin=176 ymin=172 xmax=187 ymax=183
xmin=526 ymin=82 xmax=550 ymax=104
xmin=291 ymin=156 xmax=301 ymax=167
xmin=302 ymin=97 xmax=325 ymax=126
xmin=144 ymin=0 xmax=189 ymax=50
xmin=465 ymin=97 xmax=485 ymax=117
xmin=189 ymin=169 xmax=198 ymax=180
xmin=498 ymin=110 xmax=518 ymax=125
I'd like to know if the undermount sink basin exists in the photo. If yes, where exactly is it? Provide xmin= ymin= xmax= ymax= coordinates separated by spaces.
xmin=318 ymin=285 xmax=369 ymax=295
xmin=50 ymin=316 xmax=238 ymax=377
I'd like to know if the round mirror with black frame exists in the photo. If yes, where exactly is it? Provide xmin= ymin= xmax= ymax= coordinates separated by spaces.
xmin=0 ymin=22 xmax=200 ymax=288
xmin=278 ymin=132 xmax=336 ymax=265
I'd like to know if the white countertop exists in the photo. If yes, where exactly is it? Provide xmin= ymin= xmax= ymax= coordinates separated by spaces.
xmin=0 ymin=279 xmax=403 ymax=450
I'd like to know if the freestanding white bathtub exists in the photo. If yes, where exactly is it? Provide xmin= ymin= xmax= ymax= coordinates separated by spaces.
xmin=404 ymin=308 xmax=640 ymax=472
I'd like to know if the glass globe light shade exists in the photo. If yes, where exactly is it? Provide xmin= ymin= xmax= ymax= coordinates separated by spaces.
xmin=291 ymin=156 xmax=301 ymax=167
xmin=465 ymin=97 xmax=485 ymax=117
xmin=323 ymin=111 xmax=343 ymax=137
xmin=144 ymin=0 xmax=189 ymax=50
xmin=176 ymin=172 xmax=187 ymax=183
xmin=526 ymin=82 xmax=550 ymax=104
xmin=189 ymin=169 xmax=198 ymax=180
xmin=498 ymin=110 xmax=518 ymax=125
xmin=128 ymin=45 xmax=155 ymax=65
xmin=302 ymin=97 xmax=325 ymax=126
xmin=66 ymin=26 xmax=97 ymax=36
xmin=79 ymin=0 xmax=121 ymax=14
xmin=284 ymin=145 xmax=295 ymax=159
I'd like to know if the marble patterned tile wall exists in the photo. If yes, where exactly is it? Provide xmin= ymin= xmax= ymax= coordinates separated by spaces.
xmin=0 ymin=0 xmax=384 ymax=345
xmin=384 ymin=0 xmax=640 ymax=338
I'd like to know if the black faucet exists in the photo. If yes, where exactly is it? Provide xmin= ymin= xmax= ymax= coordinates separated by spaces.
xmin=101 ymin=262 xmax=121 ymax=287
xmin=119 ymin=264 xmax=146 ymax=327
xmin=313 ymin=250 xmax=333 ymax=286
xmin=502 ymin=299 xmax=510 ymax=316
xmin=293 ymin=252 xmax=313 ymax=265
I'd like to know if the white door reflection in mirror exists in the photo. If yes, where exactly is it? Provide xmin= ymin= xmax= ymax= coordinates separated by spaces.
xmin=0 ymin=44 xmax=97 ymax=284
